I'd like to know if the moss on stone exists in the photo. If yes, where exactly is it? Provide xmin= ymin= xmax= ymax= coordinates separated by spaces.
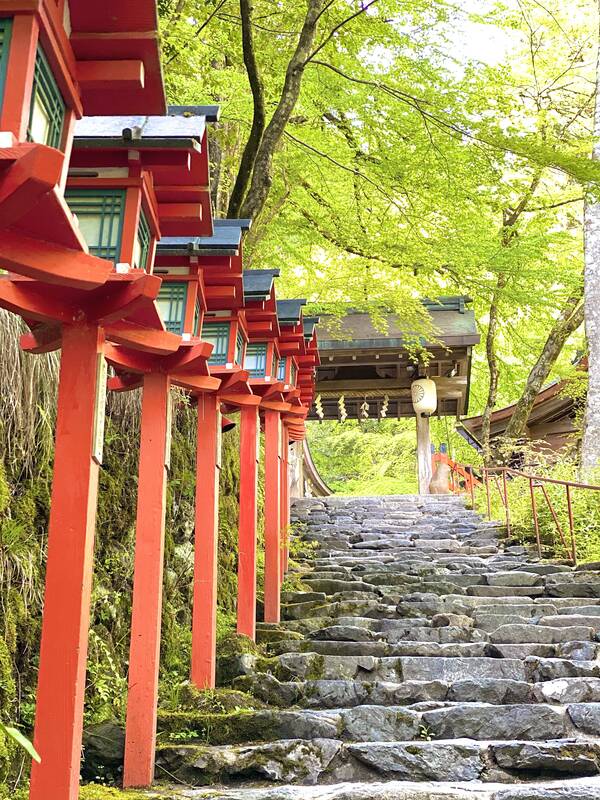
xmin=257 ymin=628 xmax=304 ymax=645
xmin=216 ymin=633 xmax=265 ymax=686
xmin=79 ymin=787 xmax=150 ymax=800
xmin=157 ymin=708 xmax=274 ymax=745
xmin=175 ymin=684 xmax=264 ymax=712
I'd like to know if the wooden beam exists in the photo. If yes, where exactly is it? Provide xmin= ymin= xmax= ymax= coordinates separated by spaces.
xmin=88 ymin=274 xmax=161 ymax=323
xmin=20 ymin=325 xmax=62 ymax=354
xmin=263 ymin=409 xmax=281 ymax=624
xmin=105 ymin=321 xmax=181 ymax=355
xmin=218 ymin=370 xmax=250 ymax=393
xmin=237 ymin=405 xmax=259 ymax=640
xmin=191 ymin=395 xmax=220 ymax=688
xmin=123 ymin=373 xmax=171 ymax=788
xmin=0 ymin=144 xmax=64 ymax=228
xmin=29 ymin=324 xmax=104 ymax=800
xmin=76 ymin=60 xmax=145 ymax=90
xmin=0 ymin=280 xmax=81 ymax=324
xmin=0 ymin=230 xmax=112 ymax=290
xmin=108 ymin=374 xmax=144 ymax=392
xmin=171 ymin=375 xmax=220 ymax=393
xmin=163 ymin=341 xmax=213 ymax=373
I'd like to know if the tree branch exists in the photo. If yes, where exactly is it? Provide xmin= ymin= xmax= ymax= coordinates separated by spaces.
xmin=165 ymin=0 xmax=228 ymax=66
xmin=304 ymin=0 xmax=380 ymax=64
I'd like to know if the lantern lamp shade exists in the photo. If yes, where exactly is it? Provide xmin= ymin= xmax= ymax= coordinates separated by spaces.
xmin=411 ymin=378 xmax=437 ymax=416
xmin=28 ymin=47 xmax=65 ymax=149
xmin=244 ymin=343 xmax=267 ymax=378
xmin=235 ymin=328 xmax=245 ymax=365
xmin=157 ymin=282 xmax=187 ymax=333
xmin=202 ymin=322 xmax=230 ymax=365
xmin=65 ymin=189 xmax=125 ymax=261
xmin=277 ymin=358 xmax=286 ymax=382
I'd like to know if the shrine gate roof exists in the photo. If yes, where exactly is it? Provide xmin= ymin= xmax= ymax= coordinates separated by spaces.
xmin=317 ymin=297 xmax=479 ymax=351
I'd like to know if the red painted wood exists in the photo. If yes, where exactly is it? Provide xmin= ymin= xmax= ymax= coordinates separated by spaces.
xmin=0 ymin=144 xmax=64 ymax=227
xmin=104 ymin=320 xmax=181 ymax=355
xmin=0 ymin=229 xmax=112 ymax=289
xmin=29 ymin=323 xmax=105 ymax=800
xmin=191 ymin=394 xmax=220 ymax=688
xmin=263 ymin=409 xmax=281 ymax=623
xmin=76 ymin=59 xmax=145 ymax=89
xmin=280 ymin=430 xmax=290 ymax=579
xmin=1 ymin=13 xmax=38 ymax=140
xmin=237 ymin=404 xmax=258 ymax=640
xmin=120 ymin=187 xmax=143 ymax=266
xmin=123 ymin=372 xmax=171 ymax=788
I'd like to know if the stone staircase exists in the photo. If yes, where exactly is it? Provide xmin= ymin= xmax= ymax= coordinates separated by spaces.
xmin=153 ymin=494 xmax=600 ymax=799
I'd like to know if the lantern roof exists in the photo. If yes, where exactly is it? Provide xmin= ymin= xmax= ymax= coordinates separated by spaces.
xmin=277 ymin=299 xmax=307 ymax=326
xmin=243 ymin=270 xmax=280 ymax=302
xmin=303 ymin=316 xmax=320 ymax=340
xmin=73 ymin=113 xmax=214 ymax=144
xmin=168 ymin=105 xmax=221 ymax=122
xmin=158 ymin=219 xmax=251 ymax=256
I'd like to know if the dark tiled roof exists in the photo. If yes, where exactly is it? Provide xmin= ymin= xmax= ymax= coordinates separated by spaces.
xmin=168 ymin=104 xmax=220 ymax=123
xmin=303 ymin=316 xmax=320 ymax=339
xmin=277 ymin=299 xmax=307 ymax=325
xmin=157 ymin=220 xmax=251 ymax=254
xmin=317 ymin=298 xmax=478 ymax=349
xmin=74 ymin=114 xmax=207 ymax=141
xmin=243 ymin=269 xmax=280 ymax=300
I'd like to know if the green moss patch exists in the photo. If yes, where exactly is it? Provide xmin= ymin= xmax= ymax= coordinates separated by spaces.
xmin=157 ymin=708 xmax=274 ymax=745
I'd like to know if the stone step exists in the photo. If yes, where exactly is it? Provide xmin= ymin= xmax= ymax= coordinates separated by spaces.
xmin=153 ymin=776 xmax=600 ymax=798
xmin=174 ymin=495 xmax=600 ymax=800
xmin=269 ymin=638 xmax=582 ymax=659
xmin=234 ymin=674 xmax=540 ymax=708
xmin=488 ymin=624 xmax=596 ymax=644
xmin=154 ymin=738 xmax=600 ymax=786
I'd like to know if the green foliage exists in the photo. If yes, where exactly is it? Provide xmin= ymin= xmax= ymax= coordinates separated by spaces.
xmin=478 ymin=448 xmax=600 ymax=563
xmin=308 ymin=419 xmax=418 ymax=495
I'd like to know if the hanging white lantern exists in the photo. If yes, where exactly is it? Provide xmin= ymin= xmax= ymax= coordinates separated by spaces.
xmin=411 ymin=378 xmax=437 ymax=416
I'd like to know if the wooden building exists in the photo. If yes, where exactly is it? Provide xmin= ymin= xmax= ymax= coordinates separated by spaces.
xmin=459 ymin=375 xmax=582 ymax=455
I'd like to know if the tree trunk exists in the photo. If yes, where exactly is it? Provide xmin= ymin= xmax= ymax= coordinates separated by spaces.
xmin=582 ymin=4 xmax=600 ymax=470
xmin=227 ymin=0 xmax=266 ymax=218
xmin=480 ymin=274 xmax=506 ymax=463
xmin=503 ymin=294 xmax=584 ymax=443
xmin=479 ymin=175 xmax=542 ymax=463
xmin=239 ymin=0 xmax=326 ymax=222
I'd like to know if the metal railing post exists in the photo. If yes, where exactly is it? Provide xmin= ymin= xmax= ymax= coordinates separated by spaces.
xmin=484 ymin=468 xmax=491 ymax=519
xmin=502 ymin=468 xmax=511 ymax=536
xmin=529 ymin=477 xmax=542 ymax=558
xmin=566 ymin=483 xmax=577 ymax=565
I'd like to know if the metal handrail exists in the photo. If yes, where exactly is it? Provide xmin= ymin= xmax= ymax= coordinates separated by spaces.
xmin=431 ymin=452 xmax=481 ymax=506
xmin=481 ymin=466 xmax=600 ymax=566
